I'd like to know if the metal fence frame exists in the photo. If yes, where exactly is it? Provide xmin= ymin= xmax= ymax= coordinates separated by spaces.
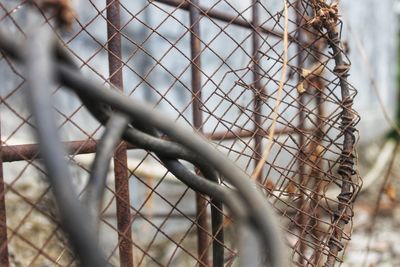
xmin=0 ymin=0 xmax=360 ymax=266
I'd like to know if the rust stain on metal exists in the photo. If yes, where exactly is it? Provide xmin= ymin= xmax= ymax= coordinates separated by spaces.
xmin=251 ymin=0 xmax=263 ymax=182
xmin=189 ymin=1 xmax=209 ymax=266
xmin=106 ymin=0 xmax=134 ymax=266
xmin=1 ymin=127 xmax=302 ymax=163
xmin=153 ymin=0 xmax=296 ymax=41
xmin=1 ymin=140 xmax=100 ymax=162
xmin=0 ymin=118 xmax=9 ymax=267
xmin=0 ymin=0 xmax=361 ymax=266
xmin=294 ymin=2 xmax=307 ymax=263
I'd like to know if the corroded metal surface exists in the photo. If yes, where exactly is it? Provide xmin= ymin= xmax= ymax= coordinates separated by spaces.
xmin=0 ymin=1 xmax=361 ymax=266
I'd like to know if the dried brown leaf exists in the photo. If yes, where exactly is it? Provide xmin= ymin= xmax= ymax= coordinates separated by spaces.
xmin=265 ymin=180 xmax=276 ymax=191
xmin=286 ymin=181 xmax=297 ymax=195
xmin=384 ymin=183 xmax=396 ymax=202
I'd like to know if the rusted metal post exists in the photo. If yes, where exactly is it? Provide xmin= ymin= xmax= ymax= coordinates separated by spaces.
xmin=188 ymin=1 xmax=209 ymax=266
xmin=153 ymin=0 xmax=289 ymax=40
xmin=295 ymin=2 xmax=308 ymax=264
xmin=310 ymin=80 xmax=326 ymax=266
xmin=106 ymin=1 xmax=134 ymax=266
xmin=297 ymin=65 xmax=309 ymax=264
xmin=0 ymin=127 xmax=301 ymax=163
xmin=0 ymin=117 xmax=9 ymax=267
xmin=302 ymin=34 xmax=329 ymax=265
xmin=324 ymin=21 xmax=356 ymax=267
xmin=252 ymin=0 xmax=263 ymax=182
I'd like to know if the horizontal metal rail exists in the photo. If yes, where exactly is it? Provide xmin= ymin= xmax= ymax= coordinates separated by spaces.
xmin=152 ymin=0 xmax=294 ymax=40
xmin=1 ymin=127 xmax=303 ymax=162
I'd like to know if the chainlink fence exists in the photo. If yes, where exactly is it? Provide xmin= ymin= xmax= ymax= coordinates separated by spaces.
xmin=0 ymin=0 xmax=360 ymax=266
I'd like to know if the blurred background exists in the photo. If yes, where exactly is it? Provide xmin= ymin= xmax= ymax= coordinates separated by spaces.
xmin=340 ymin=0 xmax=400 ymax=266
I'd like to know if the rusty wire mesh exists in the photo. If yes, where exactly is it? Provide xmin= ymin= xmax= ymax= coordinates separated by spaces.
xmin=0 ymin=0 xmax=361 ymax=266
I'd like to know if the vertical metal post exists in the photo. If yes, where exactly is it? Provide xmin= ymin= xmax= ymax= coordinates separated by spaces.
xmin=294 ymin=2 xmax=307 ymax=264
xmin=189 ymin=1 xmax=209 ymax=266
xmin=311 ymin=84 xmax=325 ymax=266
xmin=252 ymin=0 xmax=263 ymax=182
xmin=0 ymin=117 xmax=9 ymax=267
xmin=106 ymin=1 xmax=134 ymax=266
xmin=309 ymin=49 xmax=326 ymax=266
